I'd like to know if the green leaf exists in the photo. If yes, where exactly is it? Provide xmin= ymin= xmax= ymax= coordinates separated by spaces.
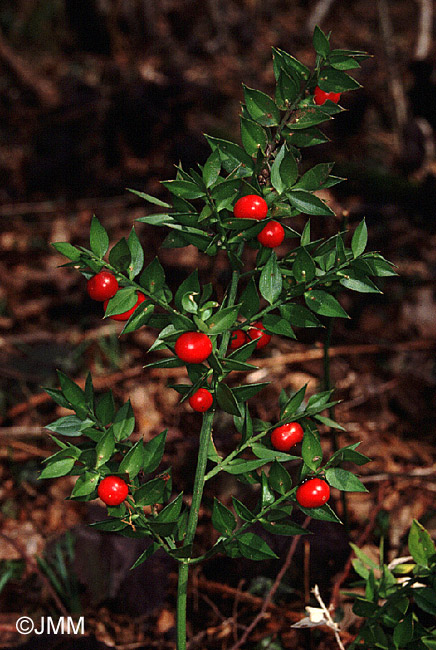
xmin=140 ymin=257 xmax=166 ymax=294
xmin=287 ymin=189 xmax=335 ymax=216
xmin=275 ymin=69 xmax=300 ymax=109
xmin=259 ymin=251 xmax=282 ymax=304
xmin=95 ymin=391 xmax=115 ymax=426
xmin=204 ymin=135 xmax=254 ymax=177
xmin=325 ymin=468 xmax=368 ymax=493
xmin=314 ymin=414 xmax=346 ymax=430
xmin=90 ymin=518 xmax=128 ymax=532
xmin=119 ymin=439 xmax=144 ymax=479
xmin=127 ymin=228 xmax=144 ymax=279
xmin=280 ymin=304 xmax=322 ymax=328
xmin=112 ymin=401 xmax=135 ymax=441
xmin=232 ymin=383 xmax=269 ymax=401
xmin=285 ymin=127 xmax=329 ymax=148
xmin=57 ymin=371 xmax=87 ymax=418
xmin=51 ymin=242 xmax=81 ymax=261
xmin=272 ymin=47 xmax=310 ymax=81
xmin=352 ymin=219 xmax=368 ymax=258
xmin=295 ymin=163 xmax=334 ymax=191
xmin=318 ymin=68 xmax=361 ymax=92
xmin=240 ymin=116 xmax=268 ymax=156
xmin=108 ymin=237 xmax=131 ymax=271
xmin=95 ymin=429 xmax=115 ymax=468
xmin=130 ymin=543 xmax=161 ymax=570
xmin=161 ymin=179 xmax=205 ymax=199
xmin=210 ymin=178 xmax=241 ymax=210
xmin=281 ymin=384 xmax=307 ymax=419
xmin=271 ymin=144 xmax=298 ymax=194
xmin=239 ymin=277 xmax=260 ymax=319
xmin=223 ymin=458 xmax=266 ymax=475
xmin=313 ymin=25 xmax=330 ymax=58
xmin=293 ymin=247 xmax=316 ymax=283
xmin=134 ymin=475 xmax=171 ymax=506
xmin=260 ymin=519 xmax=309 ymax=536
xmin=174 ymin=270 xmax=200 ymax=312
xmin=70 ymin=471 xmax=99 ymax=497
xmin=127 ymin=188 xmax=171 ymax=208
xmin=298 ymin=502 xmax=342 ymax=523
xmin=206 ymin=306 xmax=239 ymax=334
xmin=243 ymin=85 xmax=281 ymax=127
xmin=121 ymin=301 xmax=154 ymax=335
xmin=44 ymin=387 xmax=73 ymax=411
xmin=202 ymin=149 xmax=221 ymax=188
xmin=269 ymin=461 xmax=292 ymax=495
xmin=408 ymin=520 xmax=436 ymax=568
xmin=45 ymin=415 xmax=93 ymax=437
xmin=262 ymin=314 xmax=296 ymax=339
xmin=104 ymin=287 xmax=137 ymax=318
xmin=156 ymin=492 xmax=184 ymax=522
xmin=393 ymin=613 xmax=414 ymax=647
xmin=305 ymin=289 xmax=349 ymax=318
xmin=216 ymin=383 xmax=241 ymax=416
xmin=39 ymin=457 xmax=76 ymax=479
xmin=90 ymin=215 xmax=109 ymax=259
xmin=301 ymin=428 xmax=322 ymax=470
xmin=212 ymin=498 xmax=237 ymax=536
xmin=412 ymin=588 xmax=436 ymax=616
xmin=238 ymin=532 xmax=278 ymax=560
xmin=251 ymin=444 xmax=299 ymax=463
xmin=339 ymin=270 xmax=381 ymax=294
xmin=142 ymin=430 xmax=167 ymax=474
xmin=288 ymin=107 xmax=332 ymax=130
xmin=232 ymin=497 xmax=254 ymax=522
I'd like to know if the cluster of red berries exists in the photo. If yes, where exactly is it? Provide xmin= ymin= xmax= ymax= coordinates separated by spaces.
xmin=233 ymin=194 xmax=285 ymax=248
xmin=87 ymin=270 xmax=146 ymax=321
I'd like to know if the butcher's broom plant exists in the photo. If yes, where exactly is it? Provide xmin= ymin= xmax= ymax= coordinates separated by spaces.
xmin=41 ymin=27 xmax=395 ymax=648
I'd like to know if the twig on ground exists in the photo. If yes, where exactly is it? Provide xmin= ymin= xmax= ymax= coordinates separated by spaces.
xmin=306 ymin=0 xmax=336 ymax=33
xmin=312 ymin=584 xmax=345 ymax=650
xmin=229 ymin=516 xmax=311 ymax=650
xmin=415 ymin=0 xmax=433 ymax=60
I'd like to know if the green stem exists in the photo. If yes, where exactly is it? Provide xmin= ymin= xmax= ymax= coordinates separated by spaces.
xmin=323 ymin=318 xmax=349 ymax=533
xmin=176 ymin=243 xmax=244 ymax=649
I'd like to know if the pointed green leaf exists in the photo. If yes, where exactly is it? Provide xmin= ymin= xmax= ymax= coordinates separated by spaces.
xmin=90 ymin=215 xmax=109 ymax=259
xmin=305 ymin=290 xmax=349 ymax=318
xmin=259 ymin=251 xmax=282 ymax=304
xmin=325 ymin=468 xmax=368 ymax=493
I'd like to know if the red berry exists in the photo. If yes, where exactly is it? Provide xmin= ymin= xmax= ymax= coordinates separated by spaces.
xmin=296 ymin=478 xmax=330 ymax=508
xmin=175 ymin=332 xmax=213 ymax=364
xmin=87 ymin=271 xmax=119 ymax=301
xmin=314 ymin=86 xmax=341 ymax=106
xmin=271 ymin=422 xmax=304 ymax=452
xmin=257 ymin=221 xmax=285 ymax=248
xmin=104 ymin=291 xmax=146 ymax=321
xmin=189 ymin=388 xmax=214 ymax=412
xmin=229 ymin=329 xmax=248 ymax=350
xmin=247 ymin=321 xmax=271 ymax=350
xmin=233 ymin=195 xmax=268 ymax=221
xmin=97 ymin=475 xmax=129 ymax=506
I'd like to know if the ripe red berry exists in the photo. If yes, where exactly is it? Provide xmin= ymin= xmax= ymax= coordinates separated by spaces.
xmin=104 ymin=291 xmax=146 ymax=321
xmin=87 ymin=271 xmax=119 ymax=301
xmin=247 ymin=321 xmax=271 ymax=350
xmin=97 ymin=475 xmax=129 ymax=506
xmin=175 ymin=332 xmax=213 ymax=364
xmin=188 ymin=388 xmax=214 ymax=412
xmin=314 ymin=85 xmax=341 ymax=106
xmin=271 ymin=422 xmax=304 ymax=452
xmin=233 ymin=194 xmax=268 ymax=221
xmin=296 ymin=478 xmax=330 ymax=508
xmin=229 ymin=329 xmax=248 ymax=350
xmin=257 ymin=221 xmax=285 ymax=248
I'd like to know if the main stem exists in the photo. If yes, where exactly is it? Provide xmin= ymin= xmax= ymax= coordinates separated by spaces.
xmin=176 ymin=244 xmax=243 ymax=649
